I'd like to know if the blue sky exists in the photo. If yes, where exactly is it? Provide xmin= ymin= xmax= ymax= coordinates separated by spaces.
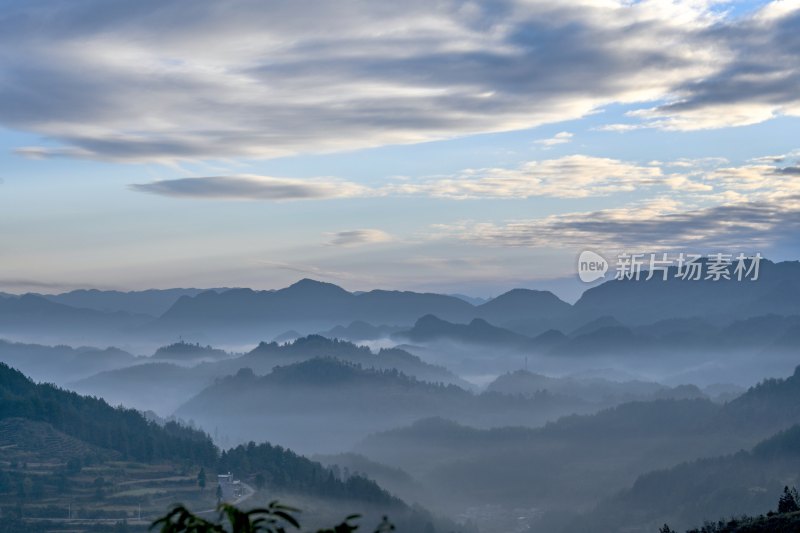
xmin=1 ymin=0 xmax=799 ymax=299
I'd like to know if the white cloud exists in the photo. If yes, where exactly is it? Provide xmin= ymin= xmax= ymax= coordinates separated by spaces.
xmin=389 ymin=155 xmax=665 ymax=199
xmin=131 ymin=151 xmax=800 ymax=203
xmin=427 ymin=151 xmax=800 ymax=251
xmin=626 ymin=2 xmax=800 ymax=131
xmin=534 ymin=131 xmax=573 ymax=147
xmin=5 ymin=0 xmax=793 ymax=162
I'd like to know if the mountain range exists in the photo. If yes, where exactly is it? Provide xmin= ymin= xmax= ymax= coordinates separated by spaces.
xmin=355 ymin=365 xmax=800 ymax=528
xmin=2 ymin=259 xmax=800 ymax=347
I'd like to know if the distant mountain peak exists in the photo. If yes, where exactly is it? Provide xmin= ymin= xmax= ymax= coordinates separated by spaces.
xmin=285 ymin=278 xmax=350 ymax=294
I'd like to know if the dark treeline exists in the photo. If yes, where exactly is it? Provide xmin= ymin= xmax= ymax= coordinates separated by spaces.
xmin=218 ymin=441 xmax=402 ymax=505
xmin=0 ymin=362 xmax=217 ymax=464
xmin=0 ymin=362 xmax=408 ymax=506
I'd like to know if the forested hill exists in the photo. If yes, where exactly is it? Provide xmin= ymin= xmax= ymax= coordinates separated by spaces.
xmin=218 ymin=441 xmax=401 ymax=505
xmin=0 ymin=362 xmax=216 ymax=463
xmin=0 ymin=362 xmax=464 ymax=532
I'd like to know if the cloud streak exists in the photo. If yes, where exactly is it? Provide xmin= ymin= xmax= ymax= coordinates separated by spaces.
xmin=326 ymin=229 xmax=393 ymax=247
xmin=435 ymin=196 xmax=800 ymax=251
xmin=4 ymin=1 xmax=797 ymax=162
xmin=130 ymin=151 xmax=800 ymax=203
xmin=389 ymin=155 xmax=665 ymax=199
xmin=130 ymin=175 xmax=370 ymax=200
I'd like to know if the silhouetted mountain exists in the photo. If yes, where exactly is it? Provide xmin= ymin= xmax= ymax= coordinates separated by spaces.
xmin=532 ymin=328 xmax=568 ymax=347
xmin=394 ymin=314 xmax=537 ymax=349
xmin=216 ymin=442 xmax=469 ymax=533
xmin=175 ymin=357 xmax=595 ymax=454
xmin=0 ymin=362 xmax=216 ymax=463
xmin=71 ymin=335 xmax=468 ymax=415
xmin=42 ymin=288 xmax=222 ymax=316
xmin=448 ymin=294 xmax=490 ymax=306
xmin=565 ymin=424 xmax=800 ymax=533
xmin=313 ymin=452 xmax=426 ymax=505
xmin=475 ymin=288 xmax=570 ymax=324
xmin=0 ymin=293 xmax=149 ymax=341
xmin=0 ymin=338 xmax=138 ymax=384
xmin=0 ymin=362 xmax=460 ymax=532
xmin=320 ymin=321 xmax=404 ymax=341
xmin=574 ymin=259 xmax=800 ymax=325
xmin=486 ymin=369 xmax=666 ymax=403
xmin=152 ymin=279 xmax=573 ymax=343
xmin=157 ymin=280 xmax=471 ymax=331
xmin=70 ymin=362 xmax=216 ymax=415
xmin=356 ymin=365 xmax=800 ymax=520
xmin=550 ymin=325 xmax=645 ymax=355
xmin=151 ymin=340 xmax=230 ymax=362
xmin=568 ymin=315 xmax=625 ymax=337
xmin=237 ymin=335 xmax=464 ymax=385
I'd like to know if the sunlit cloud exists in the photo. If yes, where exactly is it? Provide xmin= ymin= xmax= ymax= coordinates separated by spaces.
xmin=389 ymin=155 xmax=665 ymax=199
xmin=434 ymin=196 xmax=800 ymax=251
xmin=534 ymin=131 xmax=573 ymax=147
xmin=6 ymin=0 xmax=793 ymax=162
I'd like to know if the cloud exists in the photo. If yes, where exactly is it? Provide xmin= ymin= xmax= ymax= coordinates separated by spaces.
xmin=2 ymin=0 xmax=776 ymax=163
xmin=629 ymin=2 xmax=800 ymax=130
xmin=130 ymin=175 xmax=370 ymax=200
xmin=534 ymin=131 xmax=573 ymax=147
xmin=436 ymin=196 xmax=800 ymax=251
xmin=390 ymin=155 xmax=665 ymax=199
xmin=326 ymin=229 xmax=392 ymax=247
xmin=130 ymin=151 xmax=800 ymax=202
xmin=429 ymin=152 xmax=800 ymax=251
xmin=594 ymin=123 xmax=647 ymax=133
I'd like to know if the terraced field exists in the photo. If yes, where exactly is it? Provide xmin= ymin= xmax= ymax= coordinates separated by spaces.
xmin=0 ymin=419 xmax=218 ymax=532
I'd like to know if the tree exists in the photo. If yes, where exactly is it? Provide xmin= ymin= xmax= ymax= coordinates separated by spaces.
xmin=198 ymin=468 xmax=207 ymax=491
xmin=659 ymin=525 xmax=676 ymax=533
xmin=254 ymin=474 xmax=265 ymax=491
xmin=778 ymin=485 xmax=800 ymax=514
xmin=150 ymin=503 xmax=394 ymax=533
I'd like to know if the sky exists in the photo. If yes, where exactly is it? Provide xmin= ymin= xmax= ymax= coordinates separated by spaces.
xmin=1 ymin=0 xmax=799 ymax=299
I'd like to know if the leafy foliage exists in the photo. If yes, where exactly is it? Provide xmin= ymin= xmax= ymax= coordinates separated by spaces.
xmin=151 ymin=502 xmax=394 ymax=533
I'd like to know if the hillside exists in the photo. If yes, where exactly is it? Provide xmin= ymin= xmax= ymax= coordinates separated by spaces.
xmin=355 ymin=366 xmax=800 ymax=519
xmin=152 ymin=279 xmax=570 ymax=342
xmin=72 ymin=335 xmax=468 ymax=415
xmin=0 ymin=338 xmax=138 ymax=384
xmin=151 ymin=340 xmax=230 ymax=362
xmin=0 ymin=362 xmax=217 ymax=464
xmin=70 ymin=362 xmax=217 ymax=415
xmin=563 ymin=425 xmax=800 ymax=532
xmin=487 ymin=369 xmax=668 ymax=403
xmin=319 ymin=321 xmax=404 ymax=342
xmin=175 ymin=357 xmax=595 ymax=454
xmin=0 ymin=293 xmax=150 ymax=344
xmin=574 ymin=259 xmax=800 ymax=326
xmin=0 ymin=362 xmax=467 ymax=533
xmin=226 ymin=335 xmax=465 ymax=385
xmin=394 ymin=314 xmax=537 ymax=349
xmin=42 ymin=288 xmax=218 ymax=316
